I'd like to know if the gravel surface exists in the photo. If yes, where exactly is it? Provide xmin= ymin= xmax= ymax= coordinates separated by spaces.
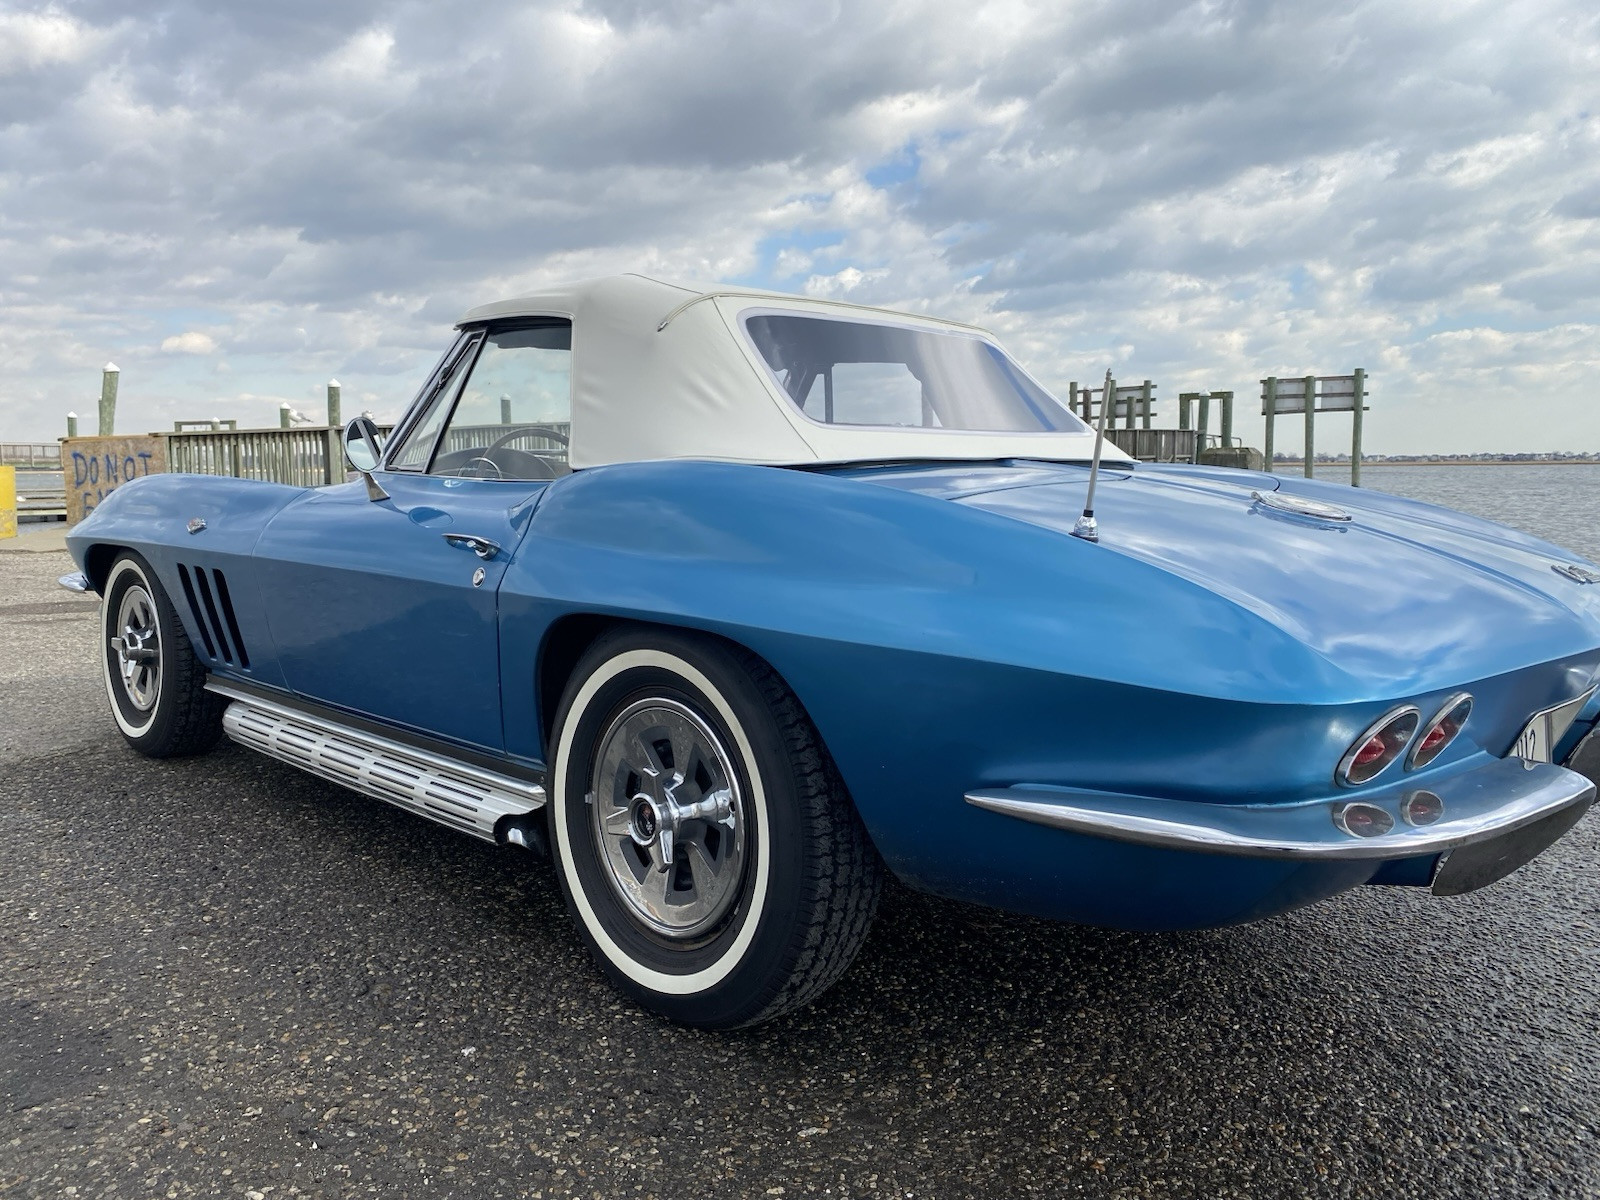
xmin=2 ymin=548 xmax=1597 ymax=1198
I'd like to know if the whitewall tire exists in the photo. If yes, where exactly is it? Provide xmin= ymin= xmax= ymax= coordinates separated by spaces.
xmin=548 ymin=628 xmax=881 ymax=1028
xmin=100 ymin=552 xmax=224 ymax=758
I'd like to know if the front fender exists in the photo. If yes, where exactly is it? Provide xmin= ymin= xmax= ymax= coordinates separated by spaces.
xmin=67 ymin=473 xmax=308 ymax=689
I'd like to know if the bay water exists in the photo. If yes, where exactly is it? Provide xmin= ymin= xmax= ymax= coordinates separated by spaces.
xmin=1305 ymin=464 xmax=1600 ymax=565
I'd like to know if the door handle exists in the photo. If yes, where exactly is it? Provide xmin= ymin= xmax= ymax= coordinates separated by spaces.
xmin=442 ymin=533 xmax=502 ymax=560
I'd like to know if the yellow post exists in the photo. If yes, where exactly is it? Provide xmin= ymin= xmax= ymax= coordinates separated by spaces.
xmin=0 ymin=465 xmax=16 ymax=539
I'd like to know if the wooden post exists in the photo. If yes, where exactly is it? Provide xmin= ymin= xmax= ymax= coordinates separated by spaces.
xmin=1069 ymin=382 xmax=1079 ymax=421
xmin=1302 ymin=373 xmax=1315 ymax=479
xmin=279 ymin=403 xmax=292 ymax=430
xmin=1197 ymin=393 xmax=1211 ymax=462
xmin=1351 ymin=368 xmax=1366 ymax=488
xmin=1219 ymin=391 xmax=1234 ymax=447
xmin=1140 ymin=380 xmax=1153 ymax=430
xmin=1263 ymin=378 xmax=1277 ymax=473
xmin=500 ymin=393 xmax=513 ymax=424
xmin=66 ymin=412 xmax=78 ymax=438
xmin=327 ymin=379 xmax=342 ymax=427
xmin=98 ymin=363 xmax=119 ymax=436
xmin=1178 ymin=394 xmax=1192 ymax=431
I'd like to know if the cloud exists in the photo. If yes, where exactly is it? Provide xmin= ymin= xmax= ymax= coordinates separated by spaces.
xmin=160 ymin=330 xmax=217 ymax=355
xmin=0 ymin=0 xmax=1596 ymax=453
xmin=0 ymin=8 xmax=106 ymax=73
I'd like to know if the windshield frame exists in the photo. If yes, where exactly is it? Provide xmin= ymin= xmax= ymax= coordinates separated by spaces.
xmin=736 ymin=306 xmax=1088 ymax=439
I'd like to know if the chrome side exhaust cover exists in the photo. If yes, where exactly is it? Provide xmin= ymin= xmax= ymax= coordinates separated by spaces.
xmin=211 ymin=684 xmax=545 ymax=843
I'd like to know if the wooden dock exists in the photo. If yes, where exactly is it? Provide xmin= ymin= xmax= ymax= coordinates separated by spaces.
xmin=13 ymin=470 xmax=66 ymax=522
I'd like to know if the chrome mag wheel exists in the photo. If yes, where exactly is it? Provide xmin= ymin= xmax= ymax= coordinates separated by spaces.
xmin=590 ymin=696 xmax=747 ymax=941
xmin=111 ymin=583 xmax=162 ymax=712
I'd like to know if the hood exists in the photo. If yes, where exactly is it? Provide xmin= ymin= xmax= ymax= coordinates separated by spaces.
xmin=837 ymin=460 xmax=1600 ymax=697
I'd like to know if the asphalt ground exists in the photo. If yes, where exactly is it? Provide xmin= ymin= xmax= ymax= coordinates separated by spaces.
xmin=2 ymin=543 xmax=1597 ymax=1199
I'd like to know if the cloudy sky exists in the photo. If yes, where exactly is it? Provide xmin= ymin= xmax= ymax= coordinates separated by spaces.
xmin=2 ymin=0 xmax=1597 ymax=454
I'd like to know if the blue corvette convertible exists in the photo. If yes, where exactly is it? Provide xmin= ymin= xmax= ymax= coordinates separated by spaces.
xmin=63 ymin=274 xmax=1600 ymax=1028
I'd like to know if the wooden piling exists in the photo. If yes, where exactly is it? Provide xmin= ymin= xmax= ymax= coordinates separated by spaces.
xmin=1262 ymin=378 xmax=1277 ymax=473
xmin=1351 ymin=368 xmax=1366 ymax=487
xmin=1302 ymin=374 xmax=1315 ymax=479
xmin=98 ymin=363 xmax=119 ymax=436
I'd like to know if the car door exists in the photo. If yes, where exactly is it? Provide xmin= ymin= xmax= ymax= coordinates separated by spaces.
xmin=253 ymin=319 xmax=573 ymax=753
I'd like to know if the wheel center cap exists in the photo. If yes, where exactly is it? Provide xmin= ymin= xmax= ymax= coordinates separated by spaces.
xmin=629 ymin=795 xmax=661 ymax=846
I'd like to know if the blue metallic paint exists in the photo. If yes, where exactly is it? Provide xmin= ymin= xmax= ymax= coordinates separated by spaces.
xmin=67 ymin=473 xmax=306 ymax=691
xmin=67 ymin=457 xmax=1600 ymax=932
xmin=498 ymin=459 xmax=1599 ymax=926
xmin=251 ymin=473 xmax=548 ymax=753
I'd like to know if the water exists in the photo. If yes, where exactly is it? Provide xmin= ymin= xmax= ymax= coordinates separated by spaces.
xmin=1304 ymin=464 xmax=1600 ymax=565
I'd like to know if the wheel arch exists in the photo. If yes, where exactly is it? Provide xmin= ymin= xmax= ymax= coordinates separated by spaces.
xmin=82 ymin=541 xmax=125 ymax=594
xmin=536 ymin=613 xmax=805 ymax=749
xmin=536 ymin=612 xmax=621 ymax=749
xmin=533 ymin=614 xmax=878 ymax=852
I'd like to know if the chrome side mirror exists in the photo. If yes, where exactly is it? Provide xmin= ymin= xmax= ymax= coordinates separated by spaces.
xmin=343 ymin=416 xmax=384 ymax=473
xmin=342 ymin=417 xmax=389 ymax=501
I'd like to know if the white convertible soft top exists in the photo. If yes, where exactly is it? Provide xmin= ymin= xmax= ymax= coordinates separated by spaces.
xmin=459 ymin=274 xmax=1126 ymax=471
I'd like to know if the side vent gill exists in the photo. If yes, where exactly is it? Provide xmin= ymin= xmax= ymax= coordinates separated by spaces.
xmin=175 ymin=564 xmax=216 ymax=659
xmin=177 ymin=563 xmax=250 ymax=669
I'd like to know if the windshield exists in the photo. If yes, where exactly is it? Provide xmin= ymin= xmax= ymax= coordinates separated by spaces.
xmin=743 ymin=312 xmax=1088 ymax=434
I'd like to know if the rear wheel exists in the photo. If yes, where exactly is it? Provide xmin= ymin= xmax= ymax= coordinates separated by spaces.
xmin=100 ymin=552 xmax=224 ymax=757
xmin=548 ymin=628 xmax=881 ymax=1028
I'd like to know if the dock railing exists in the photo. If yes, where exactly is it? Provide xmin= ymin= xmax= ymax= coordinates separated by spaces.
xmin=165 ymin=426 xmax=356 ymax=487
xmin=1 ymin=442 xmax=60 ymax=468
xmin=161 ymin=421 xmax=568 ymax=485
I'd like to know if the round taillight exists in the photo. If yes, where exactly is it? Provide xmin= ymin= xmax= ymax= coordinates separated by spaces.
xmin=1406 ymin=693 xmax=1472 ymax=771
xmin=1337 ymin=706 xmax=1420 ymax=786
xmin=1352 ymin=736 xmax=1388 ymax=768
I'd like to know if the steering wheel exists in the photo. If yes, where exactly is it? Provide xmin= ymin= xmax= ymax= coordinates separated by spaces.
xmin=476 ymin=424 xmax=569 ymax=479
xmin=430 ymin=425 xmax=570 ymax=480
xmin=433 ymin=445 xmax=562 ymax=481
xmin=483 ymin=424 xmax=570 ymax=453
xmin=457 ymin=455 xmax=503 ymax=479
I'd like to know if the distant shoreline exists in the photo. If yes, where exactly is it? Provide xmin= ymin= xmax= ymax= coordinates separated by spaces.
xmin=1274 ymin=459 xmax=1600 ymax=468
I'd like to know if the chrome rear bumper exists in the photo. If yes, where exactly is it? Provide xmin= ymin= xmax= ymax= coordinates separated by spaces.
xmin=964 ymin=755 xmax=1594 ymax=865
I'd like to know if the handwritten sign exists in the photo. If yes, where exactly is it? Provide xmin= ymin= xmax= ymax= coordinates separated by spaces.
xmin=59 ymin=435 xmax=168 ymax=525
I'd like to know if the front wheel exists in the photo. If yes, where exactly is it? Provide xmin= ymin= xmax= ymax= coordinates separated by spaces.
xmin=100 ymin=552 xmax=224 ymax=757
xmin=548 ymin=629 xmax=881 ymax=1028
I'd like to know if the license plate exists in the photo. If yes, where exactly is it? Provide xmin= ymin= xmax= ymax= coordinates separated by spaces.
xmin=1513 ymin=687 xmax=1597 ymax=763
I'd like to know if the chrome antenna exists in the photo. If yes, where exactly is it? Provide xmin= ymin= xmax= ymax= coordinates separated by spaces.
xmin=1072 ymin=368 xmax=1114 ymax=543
